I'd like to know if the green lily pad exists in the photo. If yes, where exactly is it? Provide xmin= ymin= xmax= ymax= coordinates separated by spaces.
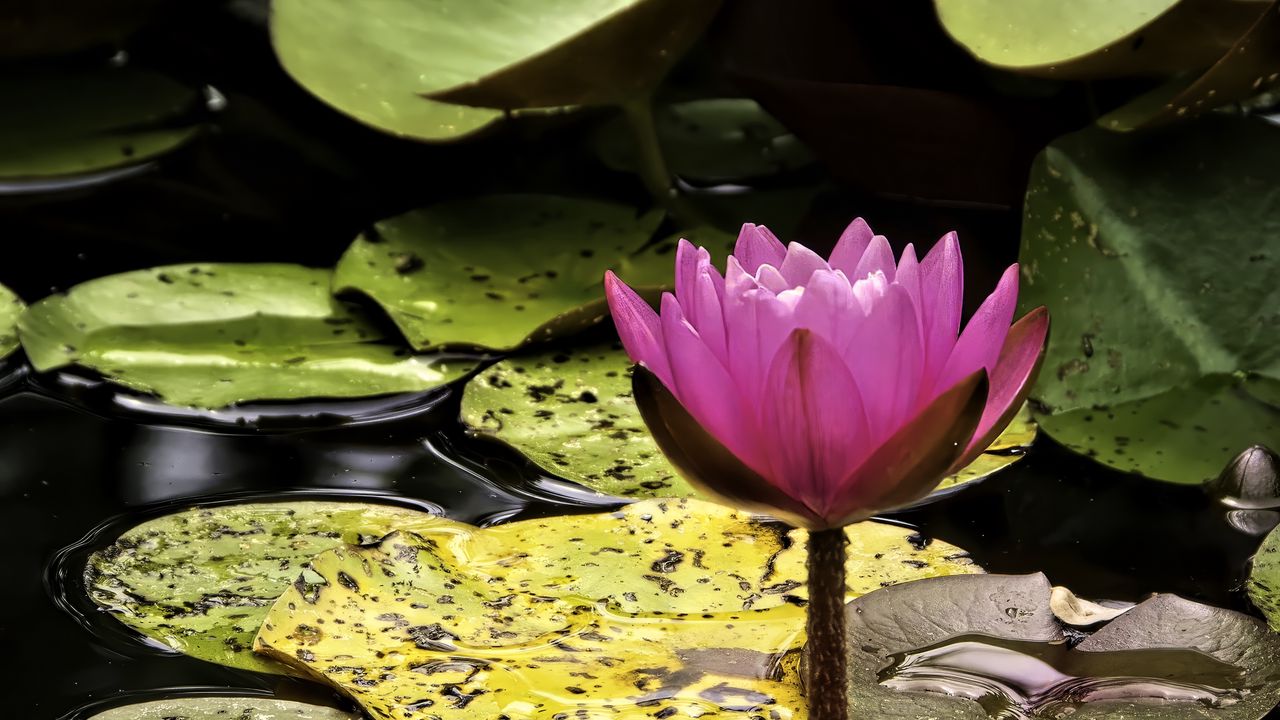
xmin=1099 ymin=0 xmax=1280 ymax=131
xmin=332 ymin=195 xmax=668 ymax=351
xmin=87 ymin=696 xmax=358 ymax=720
xmin=84 ymin=500 xmax=450 ymax=674
xmin=1247 ymin=519 xmax=1280 ymax=631
xmin=0 ymin=283 xmax=24 ymax=360
xmin=255 ymin=497 xmax=979 ymax=719
xmin=933 ymin=0 xmax=1267 ymax=79
xmin=1019 ymin=117 xmax=1280 ymax=482
xmin=18 ymin=263 xmax=475 ymax=408
xmin=269 ymin=0 xmax=720 ymax=141
xmin=847 ymin=572 xmax=1280 ymax=719
xmin=0 ymin=64 xmax=201 ymax=181
xmin=592 ymin=98 xmax=814 ymax=182
xmin=461 ymin=341 xmax=1036 ymax=500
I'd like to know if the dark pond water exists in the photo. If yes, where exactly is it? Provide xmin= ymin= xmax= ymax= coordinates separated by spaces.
xmin=0 ymin=360 xmax=1269 ymax=718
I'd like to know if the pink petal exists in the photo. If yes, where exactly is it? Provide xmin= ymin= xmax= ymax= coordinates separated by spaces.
xmin=828 ymin=217 xmax=874 ymax=274
xmin=690 ymin=270 xmax=728 ymax=363
xmin=851 ymin=234 xmax=897 ymax=283
xmin=605 ymin=271 xmax=672 ymax=386
xmin=952 ymin=306 xmax=1049 ymax=470
xmin=778 ymin=242 xmax=831 ymax=287
xmin=843 ymin=284 xmax=924 ymax=445
xmin=824 ymin=370 xmax=989 ymax=525
xmin=659 ymin=294 xmax=769 ymax=475
xmin=755 ymin=264 xmax=790 ymax=293
xmin=759 ymin=329 xmax=870 ymax=508
xmin=918 ymin=231 xmax=964 ymax=393
xmin=673 ymin=239 xmax=710 ymax=309
xmin=936 ymin=263 xmax=1019 ymax=393
xmin=733 ymin=223 xmax=786 ymax=274
xmin=895 ymin=243 xmax=925 ymax=349
xmin=793 ymin=269 xmax=857 ymax=350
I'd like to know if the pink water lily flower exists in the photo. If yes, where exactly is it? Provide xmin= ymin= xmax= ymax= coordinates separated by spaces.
xmin=605 ymin=219 xmax=1048 ymax=530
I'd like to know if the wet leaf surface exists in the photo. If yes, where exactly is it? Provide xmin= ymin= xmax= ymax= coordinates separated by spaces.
xmin=255 ymin=498 xmax=980 ymax=718
xmin=592 ymin=98 xmax=813 ymax=183
xmin=0 ymin=282 xmax=24 ymax=360
xmin=269 ymin=0 xmax=719 ymax=140
xmin=0 ymin=64 xmax=201 ymax=181
xmin=18 ymin=263 xmax=475 ymax=407
xmin=461 ymin=341 xmax=1033 ymax=500
xmin=85 ymin=501 xmax=450 ymax=674
xmin=86 ymin=696 xmax=358 ymax=720
xmin=934 ymin=0 xmax=1264 ymax=79
xmin=1248 ymin=521 xmax=1280 ymax=631
xmin=846 ymin=573 xmax=1280 ymax=719
xmin=1019 ymin=117 xmax=1280 ymax=482
xmin=332 ymin=195 xmax=668 ymax=351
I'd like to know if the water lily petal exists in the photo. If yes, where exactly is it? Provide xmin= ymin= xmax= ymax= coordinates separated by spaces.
xmin=778 ymin=242 xmax=831 ymax=287
xmin=631 ymin=367 xmax=824 ymax=528
xmin=852 ymin=234 xmax=897 ymax=283
xmin=794 ymin=269 xmax=857 ymax=350
xmin=951 ymin=306 xmax=1049 ymax=471
xmin=660 ymin=294 xmax=766 ymax=473
xmin=937 ymin=263 xmax=1019 ymax=393
xmin=691 ymin=269 xmax=728 ymax=363
xmin=755 ymin=263 xmax=790 ymax=294
xmin=760 ymin=329 xmax=871 ymax=508
xmin=604 ymin=271 xmax=671 ymax=386
xmin=844 ymin=284 xmax=925 ymax=444
xmin=826 ymin=370 xmax=989 ymax=526
xmin=917 ymin=232 xmax=964 ymax=394
xmin=673 ymin=239 xmax=711 ymax=310
xmin=828 ymin=217 xmax=874 ymax=276
xmin=734 ymin=223 xmax=786 ymax=274
xmin=895 ymin=244 xmax=925 ymax=349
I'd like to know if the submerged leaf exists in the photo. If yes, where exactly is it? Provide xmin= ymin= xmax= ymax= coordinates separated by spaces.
xmin=270 ymin=0 xmax=719 ymax=141
xmin=461 ymin=341 xmax=1033 ymax=500
xmin=592 ymin=98 xmax=814 ymax=183
xmin=333 ymin=196 xmax=668 ymax=350
xmin=87 ymin=696 xmax=358 ymax=720
xmin=84 ymin=501 xmax=449 ymax=674
xmin=847 ymin=573 xmax=1280 ymax=719
xmin=1020 ymin=118 xmax=1280 ymax=483
xmin=0 ymin=283 xmax=24 ymax=360
xmin=255 ymin=498 xmax=980 ymax=718
xmin=0 ymin=64 xmax=201 ymax=181
xmin=18 ymin=263 xmax=475 ymax=407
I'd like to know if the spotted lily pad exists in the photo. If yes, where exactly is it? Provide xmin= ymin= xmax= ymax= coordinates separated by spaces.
xmin=255 ymin=498 xmax=980 ymax=719
xmin=0 ymin=283 xmax=24 ymax=360
xmin=1019 ymin=118 xmax=1280 ymax=483
xmin=270 ymin=0 xmax=720 ymax=141
xmin=0 ymin=64 xmax=201 ymax=181
xmin=84 ymin=500 xmax=450 ymax=674
xmin=1247 ymin=522 xmax=1280 ymax=631
xmin=460 ymin=341 xmax=1035 ymax=500
xmin=87 ymin=696 xmax=358 ymax=720
xmin=847 ymin=572 xmax=1280 ymax=719
xmin=18 ymin=263 xmax=475 ymax=407
xmin=332 ymin=196 xmax=668 ymax=350
xmin=592 ymin=98 xmax=814 ymax=183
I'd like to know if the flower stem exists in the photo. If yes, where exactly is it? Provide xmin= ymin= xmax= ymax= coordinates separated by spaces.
xmin=619 ymin=96 xmax=703 ymax=226
xmin=806 ymin=526 xmax=849 ymax=720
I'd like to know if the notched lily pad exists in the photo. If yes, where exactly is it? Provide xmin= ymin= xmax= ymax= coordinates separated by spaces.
xmin=1248 ymin=521 xmax=1280 ymax=631
xmin=255 ymin=498 xmax=980 ymax=719
xmin=461 ymin=341 xmax=1034 ymax=500
xmin=1021 ymin=118 xmax=1280 ymax=483
xmin=592 ymin=98 xmax=814 ymax=183
xmin=0 ymin=282 xmax=25 ymax=360
xmin=84 ymin=500 xmax=450 ymax=674
xmin=86 ymin=696 xmax=358 ymax=720
xmin=18 ymin=263 xmax=475 ymax=407
xmin=332 ymin=195 xmax=668 ymax=351
xmin=847 ymin=572 xmax=1280 ymax=719
xmin=0 ymin=64 xmax=202 ymax=182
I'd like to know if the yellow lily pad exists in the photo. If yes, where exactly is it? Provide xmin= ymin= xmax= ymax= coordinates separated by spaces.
xmin=84 ymin=501 xmax=450 ymax=674
xmin=461 ymin=341 xmax=1035 ymax=500
xmin=255 ymin=498 xmax=980 ymax=718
